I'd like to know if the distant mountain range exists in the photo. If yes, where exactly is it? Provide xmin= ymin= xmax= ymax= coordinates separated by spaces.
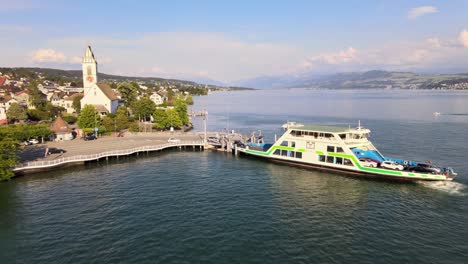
xmin=232 ymin=70 xmax=468 ymax=89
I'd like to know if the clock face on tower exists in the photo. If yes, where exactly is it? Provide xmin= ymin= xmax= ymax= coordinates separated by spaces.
xmin=87 ymin=76 xmax=94 ymax=82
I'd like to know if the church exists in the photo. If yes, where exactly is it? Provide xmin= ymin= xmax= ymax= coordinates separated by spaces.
xmin=80 ymin=46 xmax=119 ymax=115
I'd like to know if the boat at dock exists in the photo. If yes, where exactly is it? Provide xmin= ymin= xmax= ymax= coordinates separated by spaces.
xmin=235 ymin=122 xmax=458 ymax=181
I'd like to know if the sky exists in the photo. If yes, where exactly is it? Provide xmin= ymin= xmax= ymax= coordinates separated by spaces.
xmin=1 ymin=0 xmax=468 ymax=83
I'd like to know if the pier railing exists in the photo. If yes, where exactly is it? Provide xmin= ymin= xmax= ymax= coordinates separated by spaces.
xmin=14 ymin=141 xmax=204 ymax=171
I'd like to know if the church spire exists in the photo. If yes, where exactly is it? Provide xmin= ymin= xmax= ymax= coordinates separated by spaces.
xmin=82 ymin=45 xmax=98 ymax=64
xmin=82 ymin=45 xmax=98 ymax=91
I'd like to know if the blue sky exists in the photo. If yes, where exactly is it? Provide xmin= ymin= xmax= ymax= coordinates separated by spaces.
xmin=1 ymin=0 xmax=468 ymax=82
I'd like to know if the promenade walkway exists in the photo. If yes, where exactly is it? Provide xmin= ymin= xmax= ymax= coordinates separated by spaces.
xmin=15 ymin=132 xmax=205 ymax=173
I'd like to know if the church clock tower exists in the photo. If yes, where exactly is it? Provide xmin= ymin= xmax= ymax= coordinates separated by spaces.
xmin=82 ymin=45 xmax=98 ymax=94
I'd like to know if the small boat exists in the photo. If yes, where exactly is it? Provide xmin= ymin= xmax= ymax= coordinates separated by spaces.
xmin=236 ymin=122 xmax=457 ymax=181
xmin=433 ymin=112 xmax=441 ymax=116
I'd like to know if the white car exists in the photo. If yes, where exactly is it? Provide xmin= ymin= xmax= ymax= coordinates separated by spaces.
xmin=380 ymin=161 xmax=404 ymax=171
xmin=167 ymin=138 xmax=181 ymax=143
xmin=359 ymin=159 xmax=378 ymax=168
xmin=29 ymin=139 xmax=39 ymax=144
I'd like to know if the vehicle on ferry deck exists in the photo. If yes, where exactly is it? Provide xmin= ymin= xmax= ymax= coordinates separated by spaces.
xmin=407 ymin=163 xmax=441 ymax=174
xmin=359 ymin=158 xmax=379 ymax=168
xmin=380 ymin=161 xmax=404 ymax=171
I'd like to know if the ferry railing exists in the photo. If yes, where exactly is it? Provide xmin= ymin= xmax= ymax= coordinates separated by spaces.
xmin=14 ymin=141 xmax=204 ymax=171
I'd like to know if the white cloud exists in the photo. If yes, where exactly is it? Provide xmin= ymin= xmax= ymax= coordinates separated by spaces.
xmin=426 ymin=37 xmax=441 ymax=48
xmin=408 ymin=6 xmax=438 ymax=19
xmin=31 ymin=49 xmax=66 ymax=63
xmin=459 ymin=30 xmax=468 ymax=47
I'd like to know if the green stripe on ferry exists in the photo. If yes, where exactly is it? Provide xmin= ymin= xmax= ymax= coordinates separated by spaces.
xmin=245 ymin=145 xmax=295 ymax=156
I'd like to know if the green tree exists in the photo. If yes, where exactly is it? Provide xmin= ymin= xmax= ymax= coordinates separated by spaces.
xmin=27 ymin=80 xmax=45 ymax=107
xmin=115 ymin=107 xmax=130 ymax=131
xmin=72 ymin=94 xmax=84 ymax=113
xmin=6 ymin=103 xmax=27 ymax=123
xmin=186 ymin=94 xmax=194 ymax=105
xmin=174 ymin=96 xmax=189 ymax=125
xmin=0 ymin=135 xmax=18 ymax=181
xmin=153 ymin=109 xmax=168 ymax=129
xmin=132 ymin=97 xmax=156 ymax=121
xmin=62 ymin=114 xmax=77 ymax=124
xmin=77 ymin=104 xmax=99 ymax=129
xmin=117 ymin=82 xmax=138 ymax=106
xmin=166 ymin=109 xmax=182 ymax=128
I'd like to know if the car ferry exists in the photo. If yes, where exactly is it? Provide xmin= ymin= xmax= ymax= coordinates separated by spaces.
xmin=236 ymin=122 xmax=457 ymax=181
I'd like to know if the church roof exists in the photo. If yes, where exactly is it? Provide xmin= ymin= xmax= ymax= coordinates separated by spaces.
xmin=96 ymin=83 xmax=119 ymax=101
xmin=50 ymin=116 xmax=71 ymax=133
xmin=0 ymin=76 xmax=7 ymax=86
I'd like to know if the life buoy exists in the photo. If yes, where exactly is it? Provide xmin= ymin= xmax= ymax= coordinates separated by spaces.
xmin=403 ymin=161 xmax=408 ymax=165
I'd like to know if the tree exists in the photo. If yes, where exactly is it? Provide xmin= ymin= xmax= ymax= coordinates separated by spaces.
xmin=132 ymin=97 xmax=156 ymax=121
xmin=115 ymin=107 xmax=130 ymax=131
xmin=117 ymin=82 xmax=138 ymax=106
xmin=72 ymin=94 xmax=84 ymax=113
xmin=77 ymin=104 xmax=99 ymax=129
xmin=166 ymin=109 xmax=182 ymax=128
xmin=62 ymin=114 xmax=77 ymax=124
xmin=27 ymin=80 xmax=45 ymax=107
xmin=186 ymin=94 xmax=194 ymax=105
xmin=174 ymin=96 xmax=189 ymax=125
xmin=0 ymin=135 xmax=18 ymax=181
xmin=153 ymin=109 xmax=168 ymax=129
xmin=6 ymin=103 xmax=27 ymax=123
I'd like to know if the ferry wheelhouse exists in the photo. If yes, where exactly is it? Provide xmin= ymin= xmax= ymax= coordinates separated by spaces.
xmin=236 ymin=122 xmax=457 ymax=181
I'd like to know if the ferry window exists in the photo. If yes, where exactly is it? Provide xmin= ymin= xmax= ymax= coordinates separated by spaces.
xmin=326 ymin=156 xmax=334 ymax=163
xmin=273 ymin=149 xmax=280 ymax=155
xmin=290 ymin=141 xmax=296 ymax=148
xmin=343 ymin=159 xmax=353 ymax=166
xmin=280 ymin=141 xmax=288 ymax=146
xmin=339 ymin=134 xmax=346 ymax=140
xmin=314 ymin=132 xmax=318 ymax=138
xmin=288 ymin=151 xmax=294 ymax=157
xmin=281 ymin=150 xmax=288 ymax=156
xmin=335 ymin=157 xmax=343 ymax=164
xmin=337 ymin=147 xmax=344 ymax=153
xmin=306 ymin=142 xmax=315 ymax=149
xmin=319 ymin=133 xmax=324 ymax=138
xmin=325 ymin=133 xmax=333 ymax=138
xmin=296 ymin=152 xmax=302 ymax=159
xmin=319 ymin=155 xmax=326 ymax=162
xmin=327 ymin=146 xmax=335 ymax=152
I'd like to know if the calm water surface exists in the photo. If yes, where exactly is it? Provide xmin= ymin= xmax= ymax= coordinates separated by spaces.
xmin=1 ymin=89 xmax=468 ymax=263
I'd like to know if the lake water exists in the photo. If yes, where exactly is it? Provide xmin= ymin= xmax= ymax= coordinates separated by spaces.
xmin=1 ymin=89 xmax=468 ymax=263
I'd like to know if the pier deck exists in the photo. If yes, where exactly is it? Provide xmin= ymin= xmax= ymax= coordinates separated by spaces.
xmin=15 ymin=133 xmax=205 ymax=173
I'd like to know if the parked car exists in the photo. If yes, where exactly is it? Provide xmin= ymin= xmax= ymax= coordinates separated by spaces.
xmin=408 ymin=163 xmax=441 ymax=174
xmin=167 ymin=138 xmax=181 ymax=143
xmin=29 ymin=139 xmax=39 ymax=144
xmin=84 ymin=133 xmax=97 ymax=141
xmin=47 ymin=148 xmax=66 ymax=155
xmin=380 ymin=161 xmax=404 ymax=171
xmin=359 ymin=158 xmax=378 ymax=168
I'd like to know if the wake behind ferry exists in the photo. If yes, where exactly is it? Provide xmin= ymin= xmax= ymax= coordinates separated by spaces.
xmin=236 ymin=122 xmax=457 ymax=181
